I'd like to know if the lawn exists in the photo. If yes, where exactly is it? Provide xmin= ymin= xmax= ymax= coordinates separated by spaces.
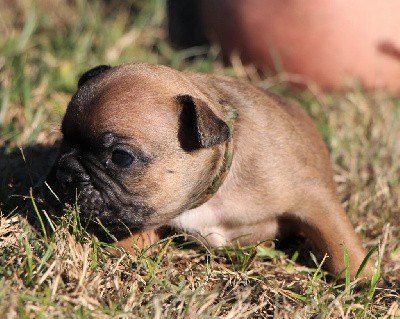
xmin=0 ymin=0 xmax=399 ymax=318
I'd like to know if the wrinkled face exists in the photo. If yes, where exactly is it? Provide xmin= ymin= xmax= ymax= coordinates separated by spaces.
xmin=46 ymin=64 xmax=230 ymax=241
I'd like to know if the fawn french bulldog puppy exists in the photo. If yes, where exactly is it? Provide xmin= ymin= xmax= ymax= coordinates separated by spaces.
xmin=47 ymin=63 xmax=372 ymax=278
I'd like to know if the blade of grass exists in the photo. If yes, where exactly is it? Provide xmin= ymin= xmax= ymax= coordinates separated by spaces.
xmin=343 ymin=244 xmax=351 ymax=288
xmin=24 ymin=236 xmax=33 ymax=286
xmin=29 ymin=188 xmax=48 ymax=243
xmin=355 ymin=245 xmax=377 ymax=279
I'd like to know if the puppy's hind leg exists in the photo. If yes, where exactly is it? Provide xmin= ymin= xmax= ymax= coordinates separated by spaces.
xmin=289 ymin=190 xmax=374 ymax=279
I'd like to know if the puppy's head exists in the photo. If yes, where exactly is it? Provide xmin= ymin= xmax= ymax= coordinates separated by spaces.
xmin=47 ymin=64 xmax=231 ymax=241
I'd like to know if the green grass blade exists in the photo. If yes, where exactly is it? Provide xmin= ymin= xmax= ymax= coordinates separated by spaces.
xmin=356 ymin=245 xmax=377 ymax=279
xmin=29 ymin=188 xmax=48 ymax=243
xmin=343 ymin=244 xmax=350 ymax=288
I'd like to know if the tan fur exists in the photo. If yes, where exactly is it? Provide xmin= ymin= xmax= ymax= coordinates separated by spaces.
xmin=64 ymin=63 xmax=373 ymax=278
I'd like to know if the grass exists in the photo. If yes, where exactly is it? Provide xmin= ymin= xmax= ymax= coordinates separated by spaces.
xmin=0 ymin=0 xmax=399 ymax=317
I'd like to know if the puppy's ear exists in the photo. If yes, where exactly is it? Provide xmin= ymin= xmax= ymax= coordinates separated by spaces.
xmin=78 ymin=65 xmax=112 ymax=88
xmin=177 ymin=94 xmax=230 ymax=151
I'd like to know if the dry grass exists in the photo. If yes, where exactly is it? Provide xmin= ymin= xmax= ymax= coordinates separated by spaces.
xmin=0 ymin=0 xmax=399 ymax=318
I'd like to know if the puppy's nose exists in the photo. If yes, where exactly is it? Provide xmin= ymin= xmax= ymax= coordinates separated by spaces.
xmin=56 ymin=169 xmax=73 ymax=190
xmin=56 ymin=154 xmax=90 ymax=191
xmin=56 ymin=167 xmax=91 ymax=191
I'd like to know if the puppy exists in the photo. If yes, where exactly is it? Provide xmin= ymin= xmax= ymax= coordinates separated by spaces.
xmin=46 ymin=63 xmax=373 ymax=278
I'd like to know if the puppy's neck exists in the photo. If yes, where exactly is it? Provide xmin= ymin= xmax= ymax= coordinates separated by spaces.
xmin=190 ymin=104 xmax=238 ymax=209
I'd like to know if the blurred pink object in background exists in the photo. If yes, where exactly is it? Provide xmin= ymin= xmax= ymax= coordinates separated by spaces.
xmin=201 ymin=0 xmax=400 ymax=91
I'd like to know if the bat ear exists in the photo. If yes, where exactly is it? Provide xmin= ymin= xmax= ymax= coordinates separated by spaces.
xmin=77 ymin=65 xmax=112 ymax=88
xmin=177 ymin=94 xmax=230 ymax=151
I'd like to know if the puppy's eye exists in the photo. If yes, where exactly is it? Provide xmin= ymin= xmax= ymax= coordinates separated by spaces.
xmin=111 ymin=149 xmax=134 ymax=168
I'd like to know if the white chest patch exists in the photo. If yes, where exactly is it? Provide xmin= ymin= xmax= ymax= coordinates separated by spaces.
xmin=168 ymin=200 xmax=279 ymax=247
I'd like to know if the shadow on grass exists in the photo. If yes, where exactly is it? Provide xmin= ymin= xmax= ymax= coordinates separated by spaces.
xmin=0 ymin=142 xmax=60 ymax=215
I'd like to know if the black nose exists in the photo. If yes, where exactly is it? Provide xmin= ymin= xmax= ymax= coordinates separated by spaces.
xmin=56 ymin=169 xmax=77 ymax=190
xmin=56 ymin=153 xmax=90 ymax=191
